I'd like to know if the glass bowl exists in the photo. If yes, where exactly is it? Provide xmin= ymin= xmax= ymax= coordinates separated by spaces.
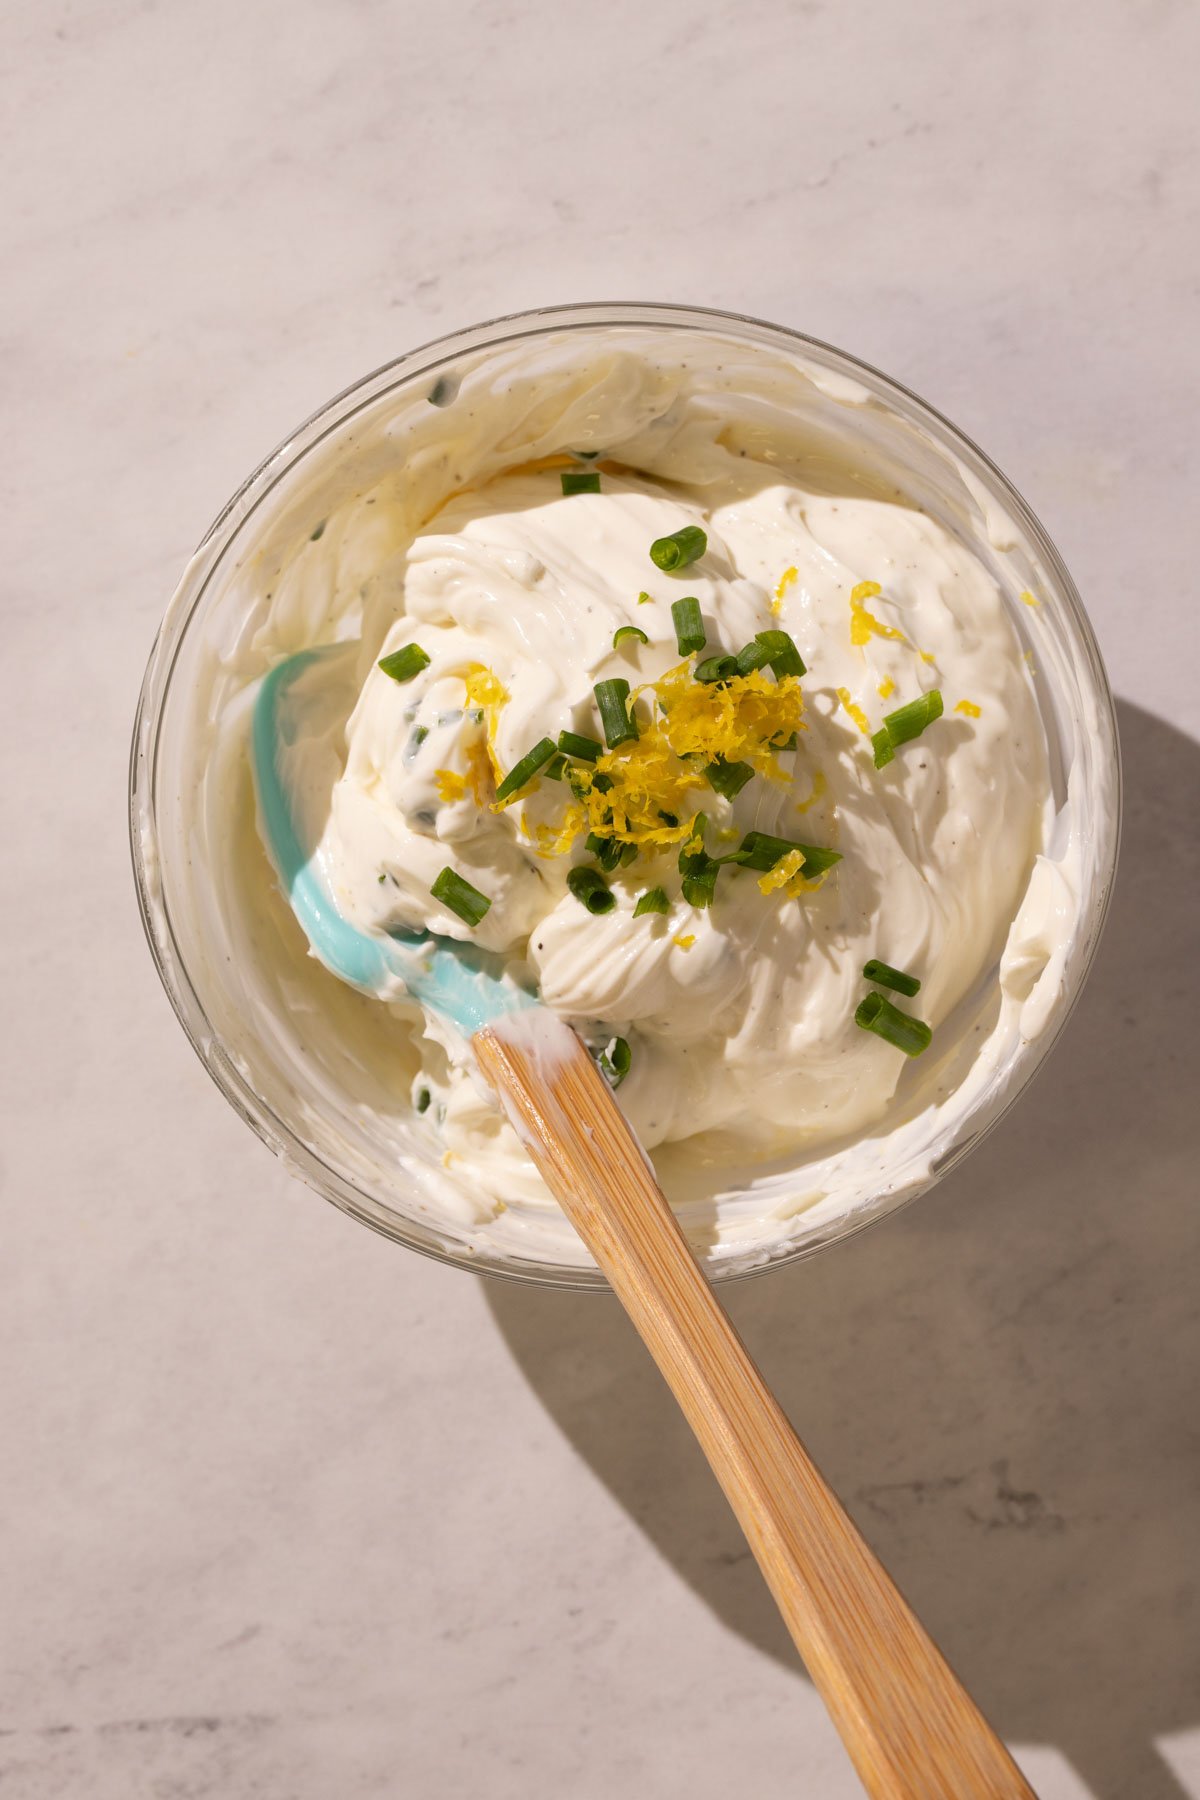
xmin=129 ymin=302 xmax=1120 ymax=1290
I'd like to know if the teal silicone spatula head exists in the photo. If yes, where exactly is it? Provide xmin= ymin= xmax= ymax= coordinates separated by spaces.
xmin=251 ymin=646 xmax=533 ymax=1034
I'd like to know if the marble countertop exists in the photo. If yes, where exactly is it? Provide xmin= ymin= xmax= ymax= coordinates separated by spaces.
xmin=4 ymin=2 xmax=1198 ymax=1796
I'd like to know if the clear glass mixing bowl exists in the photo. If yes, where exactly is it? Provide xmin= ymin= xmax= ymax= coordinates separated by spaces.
xmin=129 ymin=303 xmax=1120 ymax=1289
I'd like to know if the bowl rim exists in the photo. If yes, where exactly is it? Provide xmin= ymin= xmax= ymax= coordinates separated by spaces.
xmin=128 ymin=299 xmax=1122 ymax=1291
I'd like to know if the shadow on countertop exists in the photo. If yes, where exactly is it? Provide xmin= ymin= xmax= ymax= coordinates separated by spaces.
xmin=483 ymin=700 xmax=1200 ymax=1800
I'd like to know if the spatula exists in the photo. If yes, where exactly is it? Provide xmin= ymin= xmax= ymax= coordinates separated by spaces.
xmin=253 ymin=647 xmax=1037 ymax=1800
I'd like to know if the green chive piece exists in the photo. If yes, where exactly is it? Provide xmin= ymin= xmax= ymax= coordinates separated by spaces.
xmin=794 ymin=844 xmax=842 ymax=876
xmin=613 ymin=625 xmax=649 ymax=649
xmin=863 ymin=958 xmax=922 ymax=998
xmin=310 ymin=520 xmax=326 ymax=541
xmin=561 ymin=470 xmax=601 ymax=496
xmin=650 ymin=525 xmax=707 ymax=572
xmin=586 ymin=831 xmax=624 ymax=873
xmin=872 ymin=728 xmax=895 ymax=769
xmin=754 ymin=628 xmax=806 ymax=679
xmin=571 ymin=449 xmax=601 ymax=462
xmin=543 ymin=753 xmax=567 ymax=781
xmin=637 ymin=590 xmax=655 ymax=605
xmin=416 ymin=1087 xmax=432 ymax=1114
xmin=683 ymin=863 xmax=718 ymax=908
xmin=679 ymin=814 xmax=719 ymax=908
xmin=430 ymin=867 xmax=491 ymax=928
xmin=735 ymin=638 xmax=773 ymax=676
xmin=671 ymin=597 xmax=706 ymax=656
xmin=567 ymin=866 xmax=616 ymax=914
xmin=494 ymin=736 xmax=557 ymax=803
xmin=592 ymin=771 xmax=614 ymax=792
xmin=880 ymin=690 xmax=944 ymax=761
xmin=705 ymin=758 xmax=755 ymax=799
xmin=378 ymin=643 xmax=431 ymax=684
xmin=594 ymin=677 xmax=638 ymax=748
xmin=619 ymin=842 xmax=639 ymax=867
xmin=855 ymin=991 xmax=932 ymax=1057
xmin=598 ymin=1036 xmax=632 ymax=1088
xmin=694 ymin=653 xmax=738 ymax=684
xmin=634 ymin=887 xmax=670 ymax=916
xmin=728 ymin=831 xmax=842 ymax=876
xmin=428 ymin=375 xmax=456 ymax=407
xmin=558 ymin=729 xmax=604 ymax=763
xmin=772 ymin=732 xmax=799 ymax=752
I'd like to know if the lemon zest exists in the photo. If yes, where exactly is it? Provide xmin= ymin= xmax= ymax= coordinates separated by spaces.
xmin=1020 ymin=589 xmax=1040 ymax=608
xmin=570 ymin=663 xmax=806 ymax=850
xmin=772 ymin=565 xmax=798 ymax=616
xmin=673 ymin=934 xmax=696 ymax=950
xmin=918 ymin=650 xmax=937 ymax=666
xmin=877 ymin=676 xmax=896 ymax=700
xmin=435 ymin=768 xmax=467 ymax=803
xmin=849 ymin=580 xmax=906 ymax=647
xmin=463 ymin=665 xmax=509 ymax=780
xmin=954 ymin=699 xmax=982 ymax=718
xmin=836 ymin=687 xmax=870 ymax=735
xmin=534 ymin=805 xmax=586 ymax=859
xmin=758 ymin=848 xmax=805 ymax=895
xmin=465 ymin=738 xmax=493 ymax=807
xmin=795 ymin=768 xmax=827 ymax=814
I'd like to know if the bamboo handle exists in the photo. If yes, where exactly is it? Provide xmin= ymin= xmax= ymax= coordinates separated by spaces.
xmin=475 ymin=1014 xmax=1035 ymax=1800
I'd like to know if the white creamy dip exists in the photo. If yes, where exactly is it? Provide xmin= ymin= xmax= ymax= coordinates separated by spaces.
xmin=153 ymin=323 xmax=1107 ymax=1273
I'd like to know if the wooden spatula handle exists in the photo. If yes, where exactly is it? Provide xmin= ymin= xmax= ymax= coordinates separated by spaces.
xmin=475 ymin=1015 xmax=1035 ymax=1800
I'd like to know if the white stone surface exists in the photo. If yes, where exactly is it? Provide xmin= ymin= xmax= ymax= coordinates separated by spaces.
xmin=3 ymin=2 xmax=1198 ymax=1796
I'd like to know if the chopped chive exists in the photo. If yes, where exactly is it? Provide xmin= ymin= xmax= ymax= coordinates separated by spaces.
xmin=735 ymin=638 xmax=772 ymax=676
xmin=598 ymin=1035 xmax=632 ymax=1088
xmin=378 ymin=643 xmax=431 ymax=684
xmin=872 ymin=727 xmax=895 ymax=769
xmin=558 ymin=729 xmax=603 ymax=763
xmin=427 ymin=375 xmax=456 ymax=407
xmin=671 ymin=596 xmax=706 ymax=656
xmin=658 ymin=810 xmax=679 ymax=827
xmin=567 ymin=866 xmax=616 ymax=914
xmin=594 ymin=677 xmax=638 ymax=747
xmin=543 ymin=753 xmax=567 ymax=781
xmin=679 ymin=814 xmax=719 ymax=908
xmin=613 ymin=624 xmax=649 ymax=649
xmin=754 ymin=629 xmax=806 ymax=679
xmin=586 ymin=831 xmax=624 ymax=872
xmin=430 ymin=867 xmax=491 ymax=928
xmin=855 ymin=991 xmax=932 ymax=1057
xmin=728 ymin=831 xmax=842 ymax=876
xmin=875 ymin=690 xmax=943 ymax=768
xmin=863 ymin=958 xmax=922 ymax=998
xmin=310 ymin=520 xmax=326 ymax=541
xmin=694 ymin=653 xmax=738 ymax=684
xmin=592 ymin=771 xmax=614 ymax=792
xmin=494 ymin=736 xmax=557 ymax=803
xmin=650 ymin=525 xmax=707 ymax=572
xmin=637 ymin=590 xmax=655 ymax=605
xmin=561 ymin=470 xmax=601 ymax=496
xmin=416 ymin=1087 xmax=432 ymax=1114
xmin=619 ymin=842 xmax=639 ymax=867
xmin=682 ymin=863 xmax=718 ymax=908
xmin=634 ymin=887 xmax=670 ymax=916
xmin=571 ymin=449 xmax=601 ymax=462
xmin=794 ymin=844 xmax=842 ymax=876
xmin=772 ymin=732 xmax=799 ymax=752
xmin=705 ymin=757 xmax=755 ymax=799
